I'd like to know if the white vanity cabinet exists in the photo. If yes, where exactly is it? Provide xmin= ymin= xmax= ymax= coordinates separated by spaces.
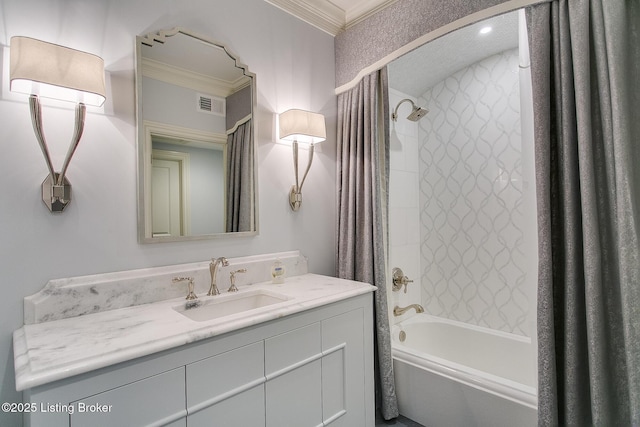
xmin=22 ymin=293 xmax=374 ymax=427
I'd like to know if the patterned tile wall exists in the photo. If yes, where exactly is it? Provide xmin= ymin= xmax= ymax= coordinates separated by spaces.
xmin=417 ymin=49 xmax=531 ymax=336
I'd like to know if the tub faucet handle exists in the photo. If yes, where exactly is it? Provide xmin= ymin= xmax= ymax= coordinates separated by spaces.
xmin=392 ymin=267 xmax=414 ymax=293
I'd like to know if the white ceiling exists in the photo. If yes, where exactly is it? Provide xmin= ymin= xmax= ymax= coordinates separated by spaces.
xmin=265 ymin=0 xmax=398 ymax=36
xmin=388 ymin=10 xmax=520 ymax=97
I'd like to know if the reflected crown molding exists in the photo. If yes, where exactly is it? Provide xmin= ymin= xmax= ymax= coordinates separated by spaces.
xmin=142 ymin=58 xmax=248 ymax=98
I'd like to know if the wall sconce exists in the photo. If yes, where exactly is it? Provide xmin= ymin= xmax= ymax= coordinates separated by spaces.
xmin=278 ymin=109 xmax=326 ymax=211
xmin=10 ymin=36 xmax=106 ymax=212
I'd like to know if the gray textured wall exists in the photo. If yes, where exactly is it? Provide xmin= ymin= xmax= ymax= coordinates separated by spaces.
xmin=335 ymin=0 xmax=534 ymax=89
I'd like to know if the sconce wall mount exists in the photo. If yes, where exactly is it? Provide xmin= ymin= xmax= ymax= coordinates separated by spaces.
xmin=10 ymin=36 xmax=106 ymax=212
xmin=278 ymin=109 xmax=326 ymax=211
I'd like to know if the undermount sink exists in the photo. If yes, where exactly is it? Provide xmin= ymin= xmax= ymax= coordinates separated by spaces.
xmin=173 ymin=289 xmax=290 ymax=322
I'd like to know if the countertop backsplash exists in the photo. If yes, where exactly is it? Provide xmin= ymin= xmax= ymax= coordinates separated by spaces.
xmin=24 ymin=251 xmax=308 ymax=325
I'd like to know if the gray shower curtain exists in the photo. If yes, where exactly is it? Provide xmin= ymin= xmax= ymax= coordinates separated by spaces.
xmin=336 ymin=68 xmax=399 ymax=420
xmin=226 ymin=118 xmax=253 ymax=232
xmin=527 ymin=1 xmax=640 ymax=425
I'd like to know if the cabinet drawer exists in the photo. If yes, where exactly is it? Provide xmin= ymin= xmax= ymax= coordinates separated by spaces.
xmin=70 ymin=367 xmax=186 ymax=427
xmin=264 ymin=322 xmax=320 ymax=375
xmin=186 ymin=341 xmax=264 ymax=409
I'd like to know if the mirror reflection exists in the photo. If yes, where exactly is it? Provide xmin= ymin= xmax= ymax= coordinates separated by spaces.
xmin=136 ymin=28 xmax=257 ymax=242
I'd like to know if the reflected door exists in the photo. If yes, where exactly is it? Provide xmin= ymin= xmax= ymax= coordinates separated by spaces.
xmin=152 ymin=158 xmax=182 ymax=237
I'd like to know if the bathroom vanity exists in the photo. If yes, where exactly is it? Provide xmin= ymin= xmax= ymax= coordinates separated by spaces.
xmin=14 ymin=252 xmax=376 ymax=426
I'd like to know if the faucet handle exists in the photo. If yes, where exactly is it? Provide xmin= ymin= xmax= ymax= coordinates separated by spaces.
xmin=228 ymin=269 xmax=247 ymax=293
xmin=173 ymin=277 xmax=197 ymax=300
xmin=392 ymin=267 xmax=414 ymax=293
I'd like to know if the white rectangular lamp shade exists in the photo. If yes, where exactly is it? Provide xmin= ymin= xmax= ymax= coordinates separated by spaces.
xmin=10 ymin=36 xmax=106 ymax=107
xmin=279 ymin=109 xmax=326 ymax=144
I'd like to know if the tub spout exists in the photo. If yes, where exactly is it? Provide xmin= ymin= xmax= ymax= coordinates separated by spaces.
xmin=393 ymin=304 xmax=424 ymax=316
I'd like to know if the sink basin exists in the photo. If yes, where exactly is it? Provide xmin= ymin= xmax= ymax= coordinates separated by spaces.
xmin=173 ymin=289 xmax=290 ymax=322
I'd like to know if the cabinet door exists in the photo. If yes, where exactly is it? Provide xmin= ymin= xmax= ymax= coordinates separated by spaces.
xmin=70 ymin=367 xmax=186 ymax=427
xmin=322 ymin=308 xmax=366 ymax=426
xmin=265 ymin=323 xmax=322 ymax=427
xmin=186 ymin=341 xmax=265 ymax=427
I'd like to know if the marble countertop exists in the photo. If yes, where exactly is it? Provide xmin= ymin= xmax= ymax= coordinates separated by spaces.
xmin=14 ymin=274 xmax=375 ymax=391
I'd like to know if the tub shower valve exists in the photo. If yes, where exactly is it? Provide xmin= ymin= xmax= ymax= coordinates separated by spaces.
xmin=392 ymin=267 xmax=413 ymax=293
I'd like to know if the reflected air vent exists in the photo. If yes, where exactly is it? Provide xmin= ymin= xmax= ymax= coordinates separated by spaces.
xmin=197 ymin=93 xmax=225 ymax=116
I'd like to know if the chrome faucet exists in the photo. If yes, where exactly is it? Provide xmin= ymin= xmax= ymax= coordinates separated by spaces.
xmin=393 ymin=304 xmax=424 ymax=316
xmin=208 ymin=257 xmax=229 ymax=296
xmin=228 ymin=269 xmax=247 ymax=292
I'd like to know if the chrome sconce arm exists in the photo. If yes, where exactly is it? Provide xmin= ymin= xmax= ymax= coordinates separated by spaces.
xmin=30 ymin=95 xmax=87 ymax=212
xmin=289 ymin=140 xmax=316 ymax=211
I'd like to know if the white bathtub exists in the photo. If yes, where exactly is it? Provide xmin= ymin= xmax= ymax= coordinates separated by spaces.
xmin=391 ymin=314 xmax=537 ymax=427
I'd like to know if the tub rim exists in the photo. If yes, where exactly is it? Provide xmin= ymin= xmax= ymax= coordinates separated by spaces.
xmin=391 ymin=314 xmax=538 ymax=409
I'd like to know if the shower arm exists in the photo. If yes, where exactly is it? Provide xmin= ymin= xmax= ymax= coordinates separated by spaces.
xmin=391 ymin=98 xmax=417 ymax=121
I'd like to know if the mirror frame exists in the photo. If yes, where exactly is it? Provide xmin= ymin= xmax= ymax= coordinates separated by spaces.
xmin=135 ymin=27 xmax=258 ymax=243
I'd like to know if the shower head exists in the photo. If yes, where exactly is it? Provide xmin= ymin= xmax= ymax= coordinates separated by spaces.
xmin=392 ymin=98 xmax=429 ymax=122
xmin=407 ymin=106 xmax=428 ymax=121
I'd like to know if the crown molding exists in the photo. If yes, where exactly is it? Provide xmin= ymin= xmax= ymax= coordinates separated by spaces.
xmin=266 ymin=0 xmax=344 ymax=35
xmin=344 ymin=0 xmax=399 ymax=29
xmin=266 ymin=0 xmax=397 ymax=36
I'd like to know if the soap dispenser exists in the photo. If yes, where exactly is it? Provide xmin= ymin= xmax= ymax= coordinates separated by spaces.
xmin=271 ymin=259 xmax=286 ymax=284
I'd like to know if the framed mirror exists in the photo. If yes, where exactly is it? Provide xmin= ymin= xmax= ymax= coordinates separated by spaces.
xmin=136 ymin=28 xmax=257 ymax=243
